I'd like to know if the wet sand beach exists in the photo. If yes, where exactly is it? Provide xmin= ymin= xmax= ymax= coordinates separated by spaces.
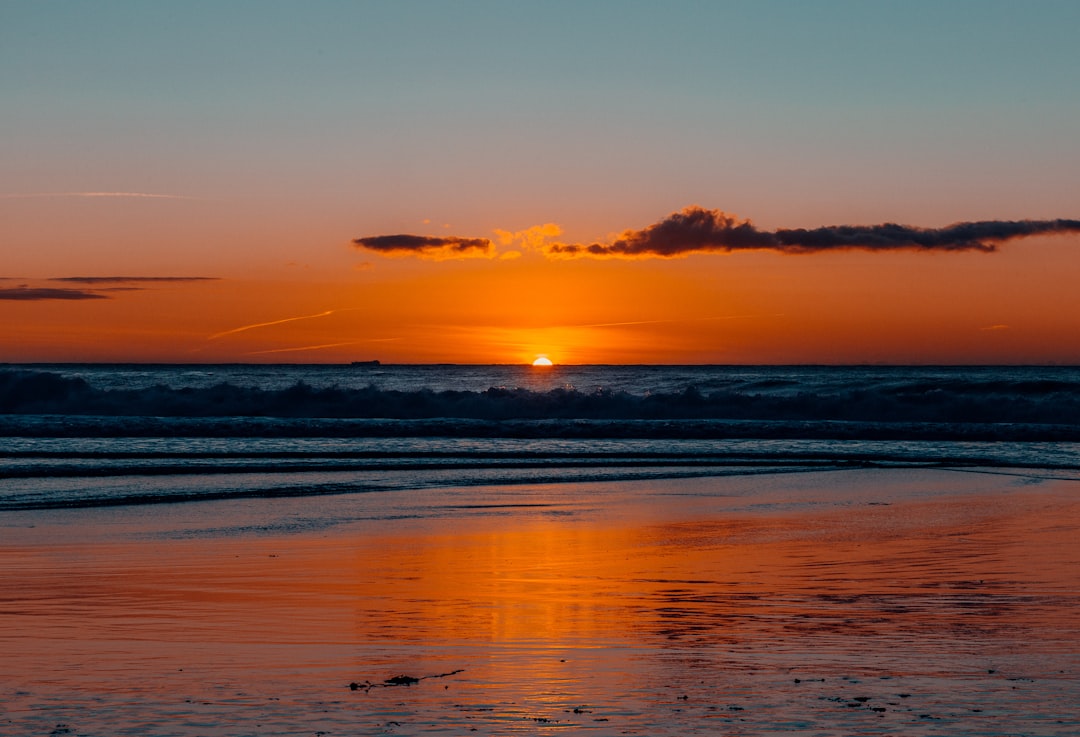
xmin=2 ymin=468 xmax=1078 ymax=735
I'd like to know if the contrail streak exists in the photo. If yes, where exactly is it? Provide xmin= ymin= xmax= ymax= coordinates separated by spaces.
xmin=244 ymin=341 xmax=371 ymax=355
xmin=209 ymin=310 xmax=340 ymax=340
xmin=0 ymin=191 xmax=200 ymax=200
xmin=571 ymin=314 xmax=772 ymax=329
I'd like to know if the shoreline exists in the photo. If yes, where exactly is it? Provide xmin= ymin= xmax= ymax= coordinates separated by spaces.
xmin=3 ymin=469 xmax=1079 ymax=735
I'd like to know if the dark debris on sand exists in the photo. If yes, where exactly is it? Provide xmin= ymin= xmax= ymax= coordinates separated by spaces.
xmin=349 ymin=669 xmax=465 ymax=692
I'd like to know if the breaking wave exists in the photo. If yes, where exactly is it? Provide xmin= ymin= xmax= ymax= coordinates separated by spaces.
xmin=4 ymin=366 xmax=1080 ymax=510
xmin=3 ymin=368 xmax=1080 ymax=439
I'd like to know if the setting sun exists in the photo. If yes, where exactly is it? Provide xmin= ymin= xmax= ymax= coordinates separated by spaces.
xmin=5 ymin=5 xmax=1080 ymax=736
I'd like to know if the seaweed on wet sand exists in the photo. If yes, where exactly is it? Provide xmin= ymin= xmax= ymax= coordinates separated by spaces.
xmin=349 ymin=669 xmax=465 ymax=692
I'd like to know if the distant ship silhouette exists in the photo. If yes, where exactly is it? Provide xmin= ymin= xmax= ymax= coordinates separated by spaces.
xmin=350 ymin=360 xmax=381 ymax=366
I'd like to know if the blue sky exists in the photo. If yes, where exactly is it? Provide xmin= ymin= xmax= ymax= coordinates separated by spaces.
xmin=6 ymin=0 xmax=1078 ymax=233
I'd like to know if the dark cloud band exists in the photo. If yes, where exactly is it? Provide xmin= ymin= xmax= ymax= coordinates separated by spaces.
xmin=549 ymin=207 xmax=1080 ymax=257
xmin=351 ymin=207 xmax=1080 ymax=260
xmin=0 ymin=287 xmax=109 ymax=301
xmin=352 ymin=234 xmax=493 ymax=256
xmin=1 ymin=276 xmax=220 ymax=301
xmin=50 ymin=276 xmax=220 ymax=284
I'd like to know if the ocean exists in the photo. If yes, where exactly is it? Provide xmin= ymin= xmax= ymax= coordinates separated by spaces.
xmin=4 ymin=363 xmax=1080 ymax=735
xmin=3 ymin=363 xmax=1079 ymax=511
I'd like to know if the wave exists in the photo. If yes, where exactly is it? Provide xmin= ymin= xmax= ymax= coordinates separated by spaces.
xmin=0 ymin=465 xmax=824 ymax=511
xmin=5 ymin=368 xmax=1080 ymax=422
xmin=3 ymin=368 xmax=1080 ymax=437
xmin=4 ymin=415 xmax=1080 ymax=442
xmin=6 ymin=367 xmax=1080 ymax=512
xmin=5 ymin=447 xmax=1080 ymax=511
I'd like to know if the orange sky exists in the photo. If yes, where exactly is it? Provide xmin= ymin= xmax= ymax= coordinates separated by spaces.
xmin=3 ymin=222 xmax=1079 ymax=364
xmin=4 ymin=3 xmax=1080 ymax=364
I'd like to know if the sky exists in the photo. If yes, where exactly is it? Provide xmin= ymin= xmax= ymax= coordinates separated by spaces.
xmin=3 ymin=0 xmax=1080 ymax=364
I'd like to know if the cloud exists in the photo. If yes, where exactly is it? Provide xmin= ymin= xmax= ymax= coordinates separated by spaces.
xmin=352 ymin=234 xmax=494 ymax=259
xmin=0 ymin=191 xmax=198 ymax=200
xmin=0 ymin=286 xmax=109 ymax=301
xmin=352 ymin=207 xmax=1080 ymax=261
xmin=495 ymin=223 xmax=563 ymax=250
xmin=547 ymin=207 xmax=1080 ymax=257
xmin=50 ymin=276 xmax=219 ymax=285
xmin=0 ymin=276 xmax=219 ymax=302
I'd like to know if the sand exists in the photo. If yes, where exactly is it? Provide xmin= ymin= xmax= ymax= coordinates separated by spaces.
xmin=2 ymin=468 xmax=1079 ymax=735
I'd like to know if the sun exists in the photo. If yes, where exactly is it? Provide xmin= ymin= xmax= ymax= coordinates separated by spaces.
xmin=531 ymin=356 xmax=554 ymax=367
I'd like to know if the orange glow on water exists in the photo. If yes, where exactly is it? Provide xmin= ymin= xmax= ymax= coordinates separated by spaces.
xmin=2 ymin=472 xmax=1079 ymax=733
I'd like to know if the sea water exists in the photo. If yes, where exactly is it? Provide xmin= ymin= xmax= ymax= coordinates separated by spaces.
xmin=2 ymin=363 xmax=1079 ymax=510
xmin=3 ymin=365 xmax=1080 ymax=735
